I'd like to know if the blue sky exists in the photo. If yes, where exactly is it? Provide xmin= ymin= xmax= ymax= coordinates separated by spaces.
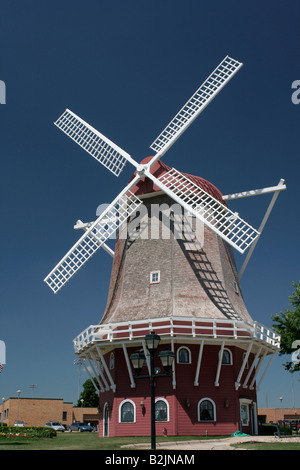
xmin=0 ymin=1 xmax=299 ymax=409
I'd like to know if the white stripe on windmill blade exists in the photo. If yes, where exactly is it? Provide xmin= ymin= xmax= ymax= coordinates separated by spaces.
xmin=54 ymin=108 xmax=139 ymax=176
xmin=74 ymin=220 xmax=115 ymax=258
xmin=148 ymin=56 xmax=243 ymax=164
xmin=143 ymin=167 xmax=259 ymax=254
xmin=44 ymin=176 xmax=142 ymax=293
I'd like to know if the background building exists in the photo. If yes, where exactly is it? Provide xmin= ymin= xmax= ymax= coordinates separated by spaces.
xmin=258 ymin=408 xmax=300 ymax=424
xmin=0 ymin=397 xmax=98 ymax=428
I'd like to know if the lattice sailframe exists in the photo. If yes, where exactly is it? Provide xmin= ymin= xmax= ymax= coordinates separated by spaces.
xmin=44 ymin=191 xmax=142 ymax=293
xmin=150 ymin=56 xmax=242 ymax=154
xmin=55 ymin=109 xmax=131 ymax=176
xmin=157 ymin=168 xmax=259 ymax=253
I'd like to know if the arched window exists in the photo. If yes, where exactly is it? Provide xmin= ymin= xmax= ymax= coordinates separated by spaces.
xmin=177 ymin=346 xmax=191 ymax=364
xmin=119 ymin=400 xmax=135 ymax=423
xmin=222 ymin=348 xmax=232 ymax=365
xmin=155 ymin=398 xmax=169 ymax=422
xmin=198 ymin=398 xmax=216 ymax=422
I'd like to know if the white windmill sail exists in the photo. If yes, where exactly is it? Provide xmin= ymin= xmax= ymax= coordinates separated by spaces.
xmin=44 ymin=185 xmax=142 ymax=293
xmin=149 ymin=56 xmax=243 ymax=159
xmin=145 ymin=167 xmax=259 ymax=254
xmin=54 ymin=109 xmax=138 ymax=176
xmin=45 ymin=55 xmax=272 ymax=293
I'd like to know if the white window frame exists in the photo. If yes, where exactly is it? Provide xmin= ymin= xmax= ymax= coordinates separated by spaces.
xmin=239 ymin=398 xmax=252 ymax=427
xmin=197 ymin=398 xmax=216 ymax=422
xmin=155 ymin=397 xmax=169 ymax=422
xmin=221 ymin=347 xmax=233 ymax=365
xmin=150 ymin=270 xmax=160 ymax=284
xmin=119 ymin=399 xmax=136 ymax=423
xmin=177 ymin=346 xmax=192 ymax=364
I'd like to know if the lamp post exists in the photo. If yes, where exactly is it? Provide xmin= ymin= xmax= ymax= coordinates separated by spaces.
xmin=130 ymin=331 xmax=174 ymax=450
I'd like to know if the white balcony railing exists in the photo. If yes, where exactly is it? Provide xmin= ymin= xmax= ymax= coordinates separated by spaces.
xmin=73 ymin=316 xmax=280 ymax=354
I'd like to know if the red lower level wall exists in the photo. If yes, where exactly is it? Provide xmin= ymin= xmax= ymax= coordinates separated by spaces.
xmin=98 ymin=342 xmax=257 ymax=437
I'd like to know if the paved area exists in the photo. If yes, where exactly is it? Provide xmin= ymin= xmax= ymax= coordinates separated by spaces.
xmin=124 ymin=435 xmax=300 ymax=450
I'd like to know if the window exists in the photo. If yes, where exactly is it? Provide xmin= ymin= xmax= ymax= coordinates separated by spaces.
xmin=155 ymin=399 xmax=169 ymax=422
xmin=150 ymin=271 xmax=160 ymax=284
xmin=62 ymin=412 xmax=67 ymax=421
xmin=198 ymin=398 xmax=216 ymax=422
xmin=110 ymin=352 xmax=115 ymax=370
xmin=222 ymin=348 xmax=232 ymax=365
xmin=119 ymin=400 xmax=135 ymax=423
xmin=177 ymin=346 xmax=191 ymax=364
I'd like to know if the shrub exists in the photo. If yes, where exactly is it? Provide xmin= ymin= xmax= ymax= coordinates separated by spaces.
xmin=259 ymin=423 xmax=277 ymax=435
xmin=0 ymin=426 xmax=56 ymax=438
xmin=258 ymin=423 xmax=292 ymax=436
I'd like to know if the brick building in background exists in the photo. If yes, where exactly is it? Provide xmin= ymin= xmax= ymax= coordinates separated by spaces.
xmin=0 ymin=397 xmax=98 ymax=428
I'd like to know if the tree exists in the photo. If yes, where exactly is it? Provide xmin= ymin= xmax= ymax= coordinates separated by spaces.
xmin=76 ymin=379 xmax=99 ymax=407
xmin=271 ymin=281 xmax=300 ymax=373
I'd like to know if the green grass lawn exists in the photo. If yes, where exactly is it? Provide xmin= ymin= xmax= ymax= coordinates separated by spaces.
xmin=0 ymin=432 xmax=224 ymax=451
xmin=1 ymin=432 xmax=300 ymax=451
xmin=232 ymin=441 xmax=300 ymax=450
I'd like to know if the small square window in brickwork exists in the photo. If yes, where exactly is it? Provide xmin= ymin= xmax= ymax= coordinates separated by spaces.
xmin=150 ymin=271 xmax=160 ymax=284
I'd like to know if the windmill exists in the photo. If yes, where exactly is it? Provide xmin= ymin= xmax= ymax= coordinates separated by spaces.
xmin=44 ymin=56 xmax=284 ymax=438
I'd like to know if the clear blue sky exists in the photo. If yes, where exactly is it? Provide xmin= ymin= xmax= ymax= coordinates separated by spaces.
xmin=0 ymin=1 xmax=299 ymax=409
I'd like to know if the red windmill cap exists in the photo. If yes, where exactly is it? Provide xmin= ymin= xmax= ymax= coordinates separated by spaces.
xmin=130 ymin=156 xmax=226 ymax=205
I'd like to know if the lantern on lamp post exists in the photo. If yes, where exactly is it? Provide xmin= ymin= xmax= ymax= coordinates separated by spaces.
xmin=130 ymin=331 xmax=174 ymax=450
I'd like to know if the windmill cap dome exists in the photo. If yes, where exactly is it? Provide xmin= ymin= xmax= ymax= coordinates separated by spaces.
xmin=131 ymin=156 xmax=226 ymax=205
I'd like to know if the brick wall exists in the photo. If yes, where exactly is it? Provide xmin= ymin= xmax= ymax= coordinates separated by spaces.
xmin=258 ymin=408 xmax=300 ymax=423
xmin=0 ymin=398 xmax=97 ymax=427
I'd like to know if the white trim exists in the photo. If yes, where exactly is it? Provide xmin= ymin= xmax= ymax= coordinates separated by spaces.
xmin=177 ymin=346 xmax=192 ymax=364
xmin=239 ymin=398 xmax=252 ymax=427
xmin=194 ymin=340 xmax=204 ymax=386
xmin=197 ymin=397 xmax=216 ymax=422
xmin=90 ymin=349 xmax=109 ymax=391
xmin=95 ymin=345 xmax=116 ymax=392
xmin=171 ymin=338 xmax=176 ymax=389
xmin=74 ymin=316 xmax=280 ymax=353
xmin=243 ymin=346 xmax=262 ymax=388
xmin=249 ymin=349 xmax=268 ymax=390
xmin=86 ymin=354 xmax=104 ymax=392
xmin=150 ymin=270 xmax=160 ymax=284
xmin=103 ymin=402 xmax=109 ymax=437
xmin=220 ymin=347 xmax=233 ymax=365
xmin=155 ymin=397 xmax=170 ymax=422
xmin=122 ymin=344 xmax=136 ymax=388
xmin=119 ymin=399 xmax=136 ymax=423
xmin=238 ymin=179 xmax=286 ymax=280
xmin=215 ymin=341 xmax=225 ymax=386
xmin=256 ymin=352 xmax=276 ymax=391
xmin=235 ymin=342 xmax=253 ymax=390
